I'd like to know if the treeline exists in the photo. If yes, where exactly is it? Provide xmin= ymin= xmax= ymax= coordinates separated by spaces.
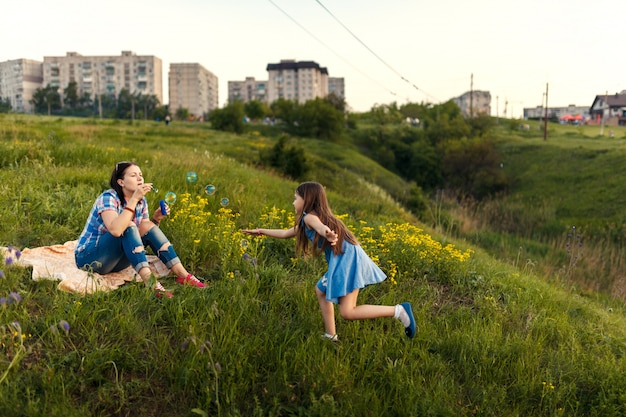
xmin=352 ymin=101 xmax=507 ymax=200
xmin=208 ymin=93 xmax=347 ymax=140
xmin=209 ymin=95 xmax=507 ymax=216
xmin=29 ymin=82 xmax=168 ymax=120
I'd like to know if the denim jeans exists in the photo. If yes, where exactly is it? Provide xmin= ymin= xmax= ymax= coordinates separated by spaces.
xmin=75 ymin=225 xmax=181 ymax=275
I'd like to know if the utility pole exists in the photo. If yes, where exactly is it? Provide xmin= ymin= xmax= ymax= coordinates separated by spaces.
xmin=95 ymin=69 xmax=102 ymax=118
xmin=543 ymin=83 xmax=549 ymax=141
xmin=470 ymin=73 xmax=474 ymax=118
xmin=539 ymin=93 xmax=545 ymax=130
xmin=496 ymin=95 xmax=499 ymax=123
xmin=600 ymin=90 xmax=608 ymax=136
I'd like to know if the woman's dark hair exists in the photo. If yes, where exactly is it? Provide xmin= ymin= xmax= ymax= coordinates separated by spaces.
xmin=110 ymin=161 xmax=136 ymax=204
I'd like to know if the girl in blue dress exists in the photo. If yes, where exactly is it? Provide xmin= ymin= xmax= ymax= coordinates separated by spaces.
xmin=243 ymin=181 xmax=415 ymax=340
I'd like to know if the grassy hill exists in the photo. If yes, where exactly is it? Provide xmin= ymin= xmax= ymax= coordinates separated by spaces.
xmin=442 ymin=121 xmax=626 ymax=297
xmin=1 ymin=115 xmax=626 ymax=416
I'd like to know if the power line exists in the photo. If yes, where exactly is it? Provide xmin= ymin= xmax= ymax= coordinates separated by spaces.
xmin=267 ymin=0 xmax=399 ymax=99
xmin=314 ymin=0 xmax=439 ymax=102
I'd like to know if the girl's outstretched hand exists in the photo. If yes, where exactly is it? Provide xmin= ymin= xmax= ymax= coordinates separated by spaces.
xmin=242 ymin=228 xmax=263 ymax=236
xmin=325 ymin=228 xmax=338 ymax=246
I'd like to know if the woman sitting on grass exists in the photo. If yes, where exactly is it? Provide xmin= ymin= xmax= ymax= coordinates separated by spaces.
xmin=243 ymin=181 xmax=416 ymax=341
xmin=75 ymin=161 xmax=205 ymax=298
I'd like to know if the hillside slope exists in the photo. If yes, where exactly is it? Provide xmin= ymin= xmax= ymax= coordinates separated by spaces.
xmin=1 ymin=115 xmax=626 ymax=416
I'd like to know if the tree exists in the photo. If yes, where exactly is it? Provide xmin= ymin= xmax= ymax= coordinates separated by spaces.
xmin=152 ymin=105 xmax=169 ymax=122
xmin=369 ymin=102 xmax=403 ymax=125
xmin=64 ymin=81 xmax=79 ymax=109
xmin=208 ymin=102 xmax=244 ymax=133
xmin=175 ymin=107 xmax=190 ymax=121
xmin=468 ymin=113 xmax=496 ymax=138
xmin=31 ymin=84 xmax=61 ymax=115
xmin=138 ymin=94 xmax=160 ymax=120
xmin=441 ymin=138 xmax=508 ymax=198
xmin=79 ymin=92 xmax=92 ymax=109
xmin=98 ymin=94 xmax=117 ymax=118
xmin=260 ymin=134 xmax=309 ymax=179
xmin=270 ymin=98 xmax=298 ymax=126
xmin=116 ymin=89 xmax=134 ymax=119
xmin=324 ymin=92 xmax=347 ymax=113
xmin=0 ymin=97 xmax=11 ymax=113
xmin=244 ymin=100 xmax=268 ymax=121
xmin=293 ymin=98 xmax=344 ymax=140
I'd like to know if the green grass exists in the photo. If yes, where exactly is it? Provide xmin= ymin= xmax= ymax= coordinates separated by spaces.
xmin=1 ymin=115 xmax=626 ymax=416
xmin=438 ymin=121 xmax=626 ymax=296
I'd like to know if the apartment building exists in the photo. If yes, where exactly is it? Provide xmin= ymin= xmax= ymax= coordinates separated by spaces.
xmin=452 ymin=90 xmax=491 ymax=117
xmin=328 ymin=77 xmax=345 ymax=99
xmin=266 ymin=60 xmax=328 ymax=104
xmin=169 ymin=63 xmax=219 ymax=118
xmin=0 ymin=59 xmax=43 ymax=113
xmin=227 ymin=76 xmax=267 ymax=104
xmin=42 ymin=51 xmax=163 ymax=104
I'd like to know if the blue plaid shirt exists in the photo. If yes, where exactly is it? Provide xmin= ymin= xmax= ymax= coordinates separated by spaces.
xmin=75 ymin=189 xmax=148 ymax=253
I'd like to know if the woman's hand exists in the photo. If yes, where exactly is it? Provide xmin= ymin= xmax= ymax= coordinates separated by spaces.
xmin=151 ymin=204 xmax=169 ymax=223
xmin=242 ymin=228 xmax=263 ymax=236
xmin=132 ymin=183 xmax=154 ymax=201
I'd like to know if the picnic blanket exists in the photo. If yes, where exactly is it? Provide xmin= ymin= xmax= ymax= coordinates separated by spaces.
xmin=2 ymin=241 xmax=170 ymax=295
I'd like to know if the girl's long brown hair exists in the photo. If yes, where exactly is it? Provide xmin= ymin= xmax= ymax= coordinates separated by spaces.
xmin=294 ymin=182 xmax=358 ymax=256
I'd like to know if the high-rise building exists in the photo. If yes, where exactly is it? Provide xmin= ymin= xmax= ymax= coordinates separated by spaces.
xmin=328 ymin=77 xmax=345 ymax=99
xmin=266 ymin=60 xmax=328 ymax=104
xmin=228 ymin=77 xmax=267 ymax=104
xmin=0 ymin=59 xmax=43 ymax=113
xmin=169 ymin=63 xmax=218 ymax=118
xmin=42 ymin=51 xmax=163 ymax=104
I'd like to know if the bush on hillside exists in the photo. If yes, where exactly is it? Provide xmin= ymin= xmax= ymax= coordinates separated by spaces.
xmin=441 ymin=138 xmax=509 ymax=198
xmin=260 ymin=134 xmax=310 ymax=180
xmin=292 ymin=98 xmax=344 ymax=141
xmin=208 ymin=101 xmax=245 ymax=134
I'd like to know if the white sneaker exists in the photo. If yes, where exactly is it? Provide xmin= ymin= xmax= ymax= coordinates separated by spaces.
xmin=321 ymin=333 xmax=338 ymax=342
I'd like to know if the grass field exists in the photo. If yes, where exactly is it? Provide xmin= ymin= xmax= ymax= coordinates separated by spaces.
xmin=437 ymin=120 xmax=626 ymax=298
xmin=1 ymin=115 xmax=626 ymax=416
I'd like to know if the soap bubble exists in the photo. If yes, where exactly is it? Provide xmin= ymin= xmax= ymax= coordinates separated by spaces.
xmin=204 ymin=184 xmax=216 ymax=195
xmin=186 ymin=171 xmax=198 ymax=183
xmin=220 ymin=197 xmax=229 ymax=207
xmin=240 ymin=239 xmax=249 ymax=248
xmin=164 ymin=192 xmax=177 ymax=204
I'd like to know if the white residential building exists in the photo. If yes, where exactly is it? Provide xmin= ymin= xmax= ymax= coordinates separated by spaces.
xmin=266 ymin=60 xmax=328 ymax=104
xmin=42 ymin=51 xmax=163 ymax=104
xmin=169 ymin=63 xmax=219 ymax=118
xmin=453 ymin=90 xmax=491 ymax=117
xmin=0 ymin=59 xmax=43 ymax=113
xmin=228 ymin=76 xmax=267 ymax=104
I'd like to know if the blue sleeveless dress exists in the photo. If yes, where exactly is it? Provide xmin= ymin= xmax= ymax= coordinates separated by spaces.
xmin=303 ymin=214 xmax=387 ymax=304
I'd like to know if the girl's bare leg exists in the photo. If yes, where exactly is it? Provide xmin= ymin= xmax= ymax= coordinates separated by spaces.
xmin=338 ymin=289 xmax=395 ymax=320
xmin=316 ymin=286 xmax=336 ymax=335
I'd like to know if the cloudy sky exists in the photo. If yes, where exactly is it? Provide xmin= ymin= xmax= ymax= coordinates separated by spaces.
xmin=4 ymin=0 xmax=625 ymax=115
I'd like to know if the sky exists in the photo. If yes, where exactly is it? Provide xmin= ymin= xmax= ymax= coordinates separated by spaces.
xmin=4 ymin=0 xmax=626 ymax=116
